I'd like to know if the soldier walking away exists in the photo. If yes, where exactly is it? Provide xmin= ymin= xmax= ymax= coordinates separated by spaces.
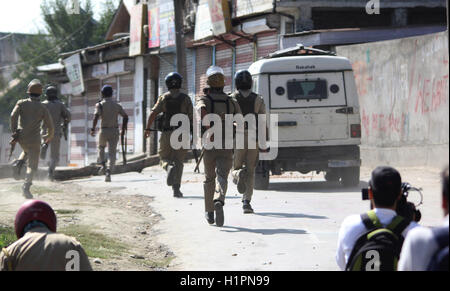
xmin=231 ymin=70 xmax=267 ymax=214
xmin=144 ymin=72 xmax=193 ymax=198
xmin=0 ymin=200 xmax=92 ymax=271
xmin=10 ymin=79 xmax=55 ymax=199
xmin=91 ymin=85 xmax=128 ymax=183
xmin=41 ymin=85 xmax=71 ymax=181
xmin=197 ymin=66 xmax=242 ymax=227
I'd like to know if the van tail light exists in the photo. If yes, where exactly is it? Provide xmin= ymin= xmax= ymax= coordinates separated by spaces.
xmin=351 ymin=124 xmax=361 ymax=138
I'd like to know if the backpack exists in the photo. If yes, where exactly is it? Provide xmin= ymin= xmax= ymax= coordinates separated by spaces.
xmin=427 ymin=226 xmax=449 ymax=271
xmin=346 ymin=210 xmax=410 ymax=271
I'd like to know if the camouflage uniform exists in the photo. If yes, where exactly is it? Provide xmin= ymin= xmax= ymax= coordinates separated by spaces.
xmin=231 ymin=91 xmax=266 ymax=204
xmin=197 ymin=92 xmax=241 ymax=216
xmin=0 ymin=227 xmax=92 ymax=271
xmin=94 ymin=97 xmax=127 ymax=173
xmin=10 ymin=90 xmax=54 ymax=197
xmin=42 ymin=98 xmax=71 ymax=177
xmin=152 ymin=90 xmax=193 ymax=193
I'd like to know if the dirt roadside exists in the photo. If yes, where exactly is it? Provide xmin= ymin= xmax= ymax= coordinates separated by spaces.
xmin=0 ymin=178 xmax=174 ymax=271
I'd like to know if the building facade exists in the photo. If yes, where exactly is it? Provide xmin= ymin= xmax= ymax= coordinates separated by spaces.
xmin=40 ymin=0 xmax=448 ymax=168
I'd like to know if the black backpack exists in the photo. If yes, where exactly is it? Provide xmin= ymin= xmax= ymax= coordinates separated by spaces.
xmin=427 ymin=226 xmax=449 ymax=271
xmin=346 ymin=210 xmax=410 ymax=271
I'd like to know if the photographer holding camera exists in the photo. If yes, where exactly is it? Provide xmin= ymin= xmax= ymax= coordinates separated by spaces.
xmin=336 ymin=166 xmax=420 ymax=271
xmin=398 ymin=166 xmax=449 ymax=271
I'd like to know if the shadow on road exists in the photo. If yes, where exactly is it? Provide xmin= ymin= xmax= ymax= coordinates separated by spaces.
xmin=254 ymin=212 xmax=328 ymax=219
xmin=220 ymin=226 xmax=308 ymax=235
xmin=267 ymin=180 xmax=369 ymax=193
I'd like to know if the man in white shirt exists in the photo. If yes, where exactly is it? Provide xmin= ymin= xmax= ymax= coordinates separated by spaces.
xmin=398 ymin=166 xmax=449 ymax=271
xmin=336 ymin=166 xmax=419 ymax=270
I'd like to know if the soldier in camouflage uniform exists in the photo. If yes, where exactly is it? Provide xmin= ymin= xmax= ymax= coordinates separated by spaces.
xmin=10 ymin=79 xmax=54 ymax=198
xmin=231 ymin=70 xmax=267 ymax=214
xmin=41 ymin=85 xmax=71 ymax=181
xmin=197 ymin=66 xmax=242 ymax=227
xmin=144 ymin=72 xmax=193 ymax=198
xmin=91 ymin=85 xmax=128 ymax=182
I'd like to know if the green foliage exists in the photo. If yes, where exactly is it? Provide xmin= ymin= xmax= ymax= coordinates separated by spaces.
xmin=92 ymin=0 xmax=120 ymax=44
xmin=0 ymin=0 xmax=119 ymax=125
xmin=0 ymin=225 xmax=16 ymax=249
xmin=61 ymin=225 xmax=128 ymax=259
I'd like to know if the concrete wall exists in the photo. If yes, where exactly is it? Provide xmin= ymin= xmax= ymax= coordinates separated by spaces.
xmin=336 ymin=31 xmax=449 ymax=169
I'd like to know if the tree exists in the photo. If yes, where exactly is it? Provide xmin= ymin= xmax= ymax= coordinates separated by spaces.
xmin=92 ymin=0 xmax=120 ymax=44
xmin=0 ymin=0 xmax=119 ymax=125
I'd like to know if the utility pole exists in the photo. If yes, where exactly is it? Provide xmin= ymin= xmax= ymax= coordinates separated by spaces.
xmin=174 ymin=0 xmax=188 ymax=91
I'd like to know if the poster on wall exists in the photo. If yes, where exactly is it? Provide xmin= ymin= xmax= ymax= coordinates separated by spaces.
xmin=148 ymin=1 xmax=160 ymax=48
xmin=194 ymin=0 xmax=231 ymax=41
xmin=159 ymin=1 xmax=176 ymax=48
xmin=194 ymin=0 xmax=213 ymax=41
xmin=234 ymin=0 xmax=273 ymax=18
xmin=129 ymin=3 xmax=147 ymax=56
xmin=64 ymin=53 xmax=85 ymax=96
xmin=209 ymin=0 xmax=232 ymax=36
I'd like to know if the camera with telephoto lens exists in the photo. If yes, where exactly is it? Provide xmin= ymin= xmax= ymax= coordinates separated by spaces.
xmin=362 ymin=182 xmax=423 ymax=222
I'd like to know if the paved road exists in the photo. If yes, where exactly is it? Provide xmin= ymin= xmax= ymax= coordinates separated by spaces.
xmin=65 ymin=164 xmax=445 ymax=271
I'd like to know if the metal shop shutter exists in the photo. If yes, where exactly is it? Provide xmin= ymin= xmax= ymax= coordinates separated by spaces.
xmin=195 ymin=46 xmax=213 ymax=97
xmin=215 ymin=43 xmax=233 ymax=93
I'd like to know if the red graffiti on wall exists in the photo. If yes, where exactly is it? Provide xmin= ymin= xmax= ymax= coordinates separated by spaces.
xmin=414 ymin=74 xmax=449 ymax=115
xmin=352 ymin=61 xmax=370 ymax=97
xmin=362 ymin=110 xmax=405 ymax=137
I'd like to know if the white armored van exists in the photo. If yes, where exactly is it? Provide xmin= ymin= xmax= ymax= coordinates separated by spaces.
xmin=249 ymin=45 xmax=362 ymax=189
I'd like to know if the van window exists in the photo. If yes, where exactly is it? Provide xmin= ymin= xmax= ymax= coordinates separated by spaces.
xmin=287 ymin=79 xmax=328 ymax=101
xmin=269 ymin=72 xmax=347 ymax=109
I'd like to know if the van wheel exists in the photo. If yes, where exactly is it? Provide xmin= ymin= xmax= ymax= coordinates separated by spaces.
xmin=254 ymin=171 xmax=270 ymax=190
xmin=325 ymin=171 xmax=340 ymax=182
xmin=341 ymin=167 xmax=360 ymax=187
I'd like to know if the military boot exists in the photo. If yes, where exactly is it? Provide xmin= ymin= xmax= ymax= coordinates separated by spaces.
xmin=166 ymin=163 xmax=176 ymax=186
xmin=48 ymin=168 xmax=55 ymax=182
xmin=205 ymin=212 xmax=215 ymax=225
xmin=22 ymin=183 xmax=33 ymax=199
xmin=173 ymin=184 xmax=183 ymax=198
xmin=214 ymin=200 xmax=225 ymax=227
xmin=243 ymin=200 xmax=254 ymax=214
xmin=12 ymin=160 xmax=25 ymax=180
xmin=98 ymin=162 xmax=107 ymax=175
xmin=105 ymin=169 xmax=112 ymax=183
xmin=233 ymin=169 xmax=247 ymax=194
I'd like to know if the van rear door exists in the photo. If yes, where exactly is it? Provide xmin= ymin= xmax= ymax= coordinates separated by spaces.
xmin=269 ymin=72 xmax=349 ymax=142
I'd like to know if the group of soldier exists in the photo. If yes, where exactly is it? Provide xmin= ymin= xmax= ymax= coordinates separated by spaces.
xmin=145 ymin=66 xmax=266 ymax=227
xmin=10 ymin=80 xmax=71 ymax=198
xmin=9 ymin=65 xmax=266 ymax=228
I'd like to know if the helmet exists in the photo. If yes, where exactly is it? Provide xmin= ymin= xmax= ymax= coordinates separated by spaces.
xmin=15 ymin=200 xmax=57 ymax=239
xmin=206 ymin=66 xmax=224 ymax=77
xmin=206 ymin=66 xmax=225 ymax=88
xmin=27 ymin=79 xmax=43 ymax=95
xmin=165 ymin=72 xmax=183 ymax=90
xmin=45 ymin=85 xmax=58 ymax=100
xmin=235 ymin=70 xmax=253 ymax=91
xmin=101 ymin=85 xmax=113 ymax=97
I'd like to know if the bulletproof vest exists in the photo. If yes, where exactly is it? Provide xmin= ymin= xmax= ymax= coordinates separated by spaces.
xmin=162 ymin=92 xmax=188 ymax=131
xmin=234 ymin=92 xmax=257 ymax=116
xmin=205 ymin=93 xmax=232 ymax=120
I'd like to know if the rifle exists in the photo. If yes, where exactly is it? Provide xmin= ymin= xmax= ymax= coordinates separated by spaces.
xmin=194 ymin=149 xmax=205 ymax=173
xmin=121 ymin=117 xmax=129 ymax=165
xmin=40 ymin=143 xmax=49 ymax=160
xmin=8 ymin=130 xmax=21 ymax=162
xmin=62 ymin=121 xmax=69 ymax=141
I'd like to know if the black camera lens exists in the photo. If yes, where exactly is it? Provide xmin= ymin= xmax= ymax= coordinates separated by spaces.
xmin=362 ymin=188 xmax=369 ymax=200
